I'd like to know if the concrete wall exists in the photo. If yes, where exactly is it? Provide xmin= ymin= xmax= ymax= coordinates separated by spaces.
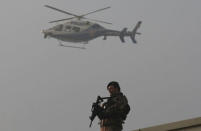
xmin=133 ymin=117 xmax=201 ymax=131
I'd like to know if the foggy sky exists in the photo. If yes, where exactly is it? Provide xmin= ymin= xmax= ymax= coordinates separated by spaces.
xmin=0 ymin=0 xmax=201 ymax=131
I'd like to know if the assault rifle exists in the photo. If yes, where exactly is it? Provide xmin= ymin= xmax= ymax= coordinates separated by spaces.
xmin=89 ymin=96 xmax=111 ymax=127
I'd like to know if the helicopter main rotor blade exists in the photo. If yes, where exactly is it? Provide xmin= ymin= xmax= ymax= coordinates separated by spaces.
xmin=49 ymin=17 xmax=75 ymax=23
xmin=44 ymin=5 xmax=79 ymax=17
xmin=81 ymin=6 xmax=111 ymax=17
xmin=45 ymin=5 xmax=112 ymax=24
xmin=83 ymin=17 xmax=112 ymax=25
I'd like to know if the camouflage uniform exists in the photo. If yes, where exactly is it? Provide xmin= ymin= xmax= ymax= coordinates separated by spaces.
xmin=99 ymin=92 xmax=129 ymax=131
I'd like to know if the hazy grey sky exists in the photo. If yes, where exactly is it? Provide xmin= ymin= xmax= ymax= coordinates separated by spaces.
xmin=0 ymin=0 xmax=201 ymax=131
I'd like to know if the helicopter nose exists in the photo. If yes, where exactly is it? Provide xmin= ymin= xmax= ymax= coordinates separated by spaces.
xmin=42 ymin=29 xmax=52 ymax=38
xmin=42 ymin=30 xmax=47 ymax=38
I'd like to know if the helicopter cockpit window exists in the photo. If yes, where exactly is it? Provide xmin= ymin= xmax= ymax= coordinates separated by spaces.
xmin=92 ymin=24 xmax=101 ymax=29
xmin=65 ymin=26 xmax=71 ymax=31
xmin=54 ymin=24 xmax=63 ymax=31
xmin=72 ymin=27 xmax=80 ymax=32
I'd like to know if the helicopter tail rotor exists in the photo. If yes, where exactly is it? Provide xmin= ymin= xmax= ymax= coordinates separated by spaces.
xmin=118 ymin=21 xmax=142 ymax=43
xmin=130 ymin=21 xmax=142 ymax=43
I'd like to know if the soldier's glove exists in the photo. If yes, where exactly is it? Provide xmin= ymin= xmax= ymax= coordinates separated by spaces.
xmin=94 ymin=104 xmax=103 ymax=112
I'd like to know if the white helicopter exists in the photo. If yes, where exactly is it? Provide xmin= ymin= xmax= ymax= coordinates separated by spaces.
xmin=42 ymin=5 xmax=142 ymax=49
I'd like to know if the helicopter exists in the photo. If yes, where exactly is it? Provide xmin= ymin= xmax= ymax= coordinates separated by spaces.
xmin=42 ymin=5 xmax=142 ymax=49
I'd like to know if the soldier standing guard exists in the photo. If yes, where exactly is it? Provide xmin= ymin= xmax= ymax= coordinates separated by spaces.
xmin=97 ymin=81 xmax=130 ymax=131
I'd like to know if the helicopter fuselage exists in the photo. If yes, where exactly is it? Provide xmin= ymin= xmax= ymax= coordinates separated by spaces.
xmin=43 ymin=21 xmax=106 ymax=43
xmin=43 ymin=20 xmax=141 ymax=44
xmin=48 ymin=29 xmax=105 ymax=43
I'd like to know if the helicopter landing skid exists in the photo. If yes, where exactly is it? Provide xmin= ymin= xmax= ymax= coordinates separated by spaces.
xmin=58 ymin=41 xmax=86 ymax=49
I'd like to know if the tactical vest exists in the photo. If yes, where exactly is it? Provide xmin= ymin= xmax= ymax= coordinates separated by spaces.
xmin=100 ymin=93 xmax=130 ymax=127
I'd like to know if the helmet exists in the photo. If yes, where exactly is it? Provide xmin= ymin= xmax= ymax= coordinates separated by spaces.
xmin=107 ymin=81 xmax=120 ymax=91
